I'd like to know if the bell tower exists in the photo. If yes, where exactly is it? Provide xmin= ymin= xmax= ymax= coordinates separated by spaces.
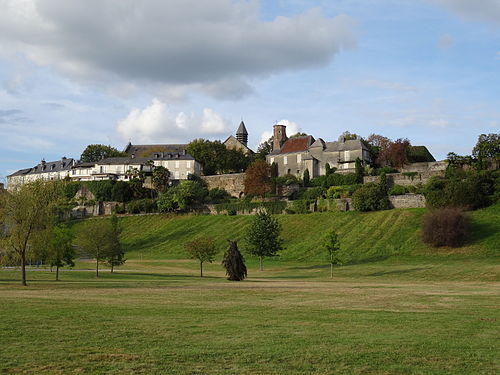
xmin=236 ymin=121 xmax=248 ymax=147
xmin=273 ymin=124 xmax=287 ymax=151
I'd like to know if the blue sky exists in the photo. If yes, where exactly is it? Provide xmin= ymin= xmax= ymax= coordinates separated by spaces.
xmin=0 ymin=0 xmax=499 ymax=182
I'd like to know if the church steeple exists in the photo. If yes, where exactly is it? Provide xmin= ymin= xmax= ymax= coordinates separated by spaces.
xmin=236 ymin=120 xmax=248 ymax=146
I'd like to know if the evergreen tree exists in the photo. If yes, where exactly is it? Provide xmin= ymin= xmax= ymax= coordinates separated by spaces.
xmin=325 ymin=163 xmax=333 ymax=176
xmin=246 ymin=210 xmax=284 ymax=271
xmin=355 ymin=158 xmax=364 ymax=184
xmin=303 ymin=169 xmax=310 ymax=187
xmin=222 ymin=240 xmax=247 ymax=281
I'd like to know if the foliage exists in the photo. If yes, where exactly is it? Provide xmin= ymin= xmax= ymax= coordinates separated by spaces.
xmin=352 ymin=182 xmax=390 ymax=212
xmin=157 ymin=181 xmax=208 ymax=212
xmin=325 ymin=163 xmax=335 ymax=176
xmin=303 ymin=168 xmax=310 ymax=187
xmin=85 ymin=180 xmax=115 ymax=201
xmin=187 ymin=138 xmax=250 ymax=175
xmin=472 ymin=133 xmax=500 ymax=169
xmin=39 ymin=223 xmax=75 ymax=281
xmin=339 ymin=131 xmax=359 ymax=140
xmin=289 ymin=132 xmax=308 ymax=138
xmin=0 ymin=180 xmax=62 ymax=285
xmin=366 ymin=135 xmax=410 ymax=168
xmin=185 ymin=236 xmax=217 ymax=277
xmin=111 ymin=181 xmax=134 ymax=202
xmin=255 ymin=136 xmax=273 ymax=160
xmin=402 ymin=172 xmax=418 ymax=180
xmin=222 ymin=240 xmax=247 ymax=281
xmin=407 ymin=146 xmax=435 ymax=163
xmin=365 ymin=134 xmax=391 ymax=165
xmin=422 ymin=208 xmax=470 ymax=247
xmin=287 ymin=199 xmax=311 ymax=214
xmin=152 ymin=166 xmax=171 ymax=193
xmin=388 ymin=184 xmax=408 ymax=196
xmin=310 ymin=173 xmax=357 ymax=189
xmin=246 ymin=210 xmax=284 ymax=270
xmin=214 ymin=201 xmax=287 ymax=215
xmin=326 ymin=185 xmax=361 ymax=199
xmin=355 ymin=158 xmax=364 ymax=184
xmin=106 ymin=215 xmax=125 ymax=272
xmin=323 ymin=229 xmax=341 ymax=278
xmin=63 ymin=181 xmax=81 ymax=200
xmin=297 ymin=187 xmax=325 ymax=200
xmin=207 ymin=188 xmax=231 ymax=204
xmin=75 ymin=219 xmax=114 ymax=277
xmin=274 ymin=174 xmax=299 ymax=187
xmin=244 ymin=160 xmax=271 ymax=197
xmin=376 ymin=166 xmax=399 ymax=175
xmin=80 ymin=144 xmax=127 ymax=163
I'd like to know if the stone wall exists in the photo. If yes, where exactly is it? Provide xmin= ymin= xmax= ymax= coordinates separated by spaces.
xmin=389 ymin=194 xmax=426 ymax=208
xmin=400 ymin=161 xmax=447 ymax=173
xmin=202 ymin=173 xmax=246 ymax=198
xmin=363 ymin=170 xmax=444 ymax=187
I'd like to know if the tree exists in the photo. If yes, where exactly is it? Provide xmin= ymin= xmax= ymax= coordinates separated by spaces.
xmin=323 ymin=229 xmax=341 ymax=278
xmin=75 ymin=219 xmax=113 ymax=277
xmin=325 ymin=163 xmax=333 ymax=176
xmin=244 ymin=160 xmax=271 ymax=197
xmin=157 ymin=180 xmax=208 ymax=212
xmin=0 ymin=180 xmax=62 ymax=286
xmin=339 ymin=131 xmax=360 ymax=141
xmin=246 ymin=210 xmax=284 ymax=271
xmin=303 ymin=169 xmax=310 ymax=187
xmin=111 ymin=181 xmax=133 ymax=202
xmin=222 ymin=240 xmax=247 ymax=281
xmin=255 ymin=136 xmax=273 ymax=160
xmin=47 ymin=224 xmax=75 ymax=281
xmin=289 ymin=132 xmax=308 ymax=138
xmin=187 ymin=139 xmax=250 ymax=175
xmin=152 ymin=166 xmax=171 ymax=193
xmin=472 ymin=133 xmax=500 ymax=169
xmin=80 ymin=144 xmax=127 ymax=163
xmin=106 ymin=215 xmax=125 ymax=273
xmin=377 ymin=138 xmax=410 ymax=168
xmin=185 ymin=237 xmax=217 ymax=277
xmin=354 ymin=158 xmax=363 ymax=184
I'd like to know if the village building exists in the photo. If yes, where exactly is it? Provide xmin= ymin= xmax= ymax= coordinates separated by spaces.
xmin=223 ymin=121 xmax=254 ymax=155
xmin=267 ymin=125 xmax=371 ymax=178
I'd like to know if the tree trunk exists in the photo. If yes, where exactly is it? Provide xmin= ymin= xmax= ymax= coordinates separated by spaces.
xmin=330 ymin=263 xmax=333 ymax=279
xmin=200 ymin=261 xmax=203 ymax=278
xmin=111 ymin=263 xmax=114 ymax=273
xmin=56 ymin=265 xmax=60 ymax=281
xmin=21 ymin=251 xmax=27 ymax=286
xmin=96 ymin=259 xmax=99 ymax=277
xmin=259 ymin=256 xmax=263 ymax=271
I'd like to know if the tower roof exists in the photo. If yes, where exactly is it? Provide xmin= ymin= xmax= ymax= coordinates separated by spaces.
xmin=236 ymin=121 xmax=248 ymax=135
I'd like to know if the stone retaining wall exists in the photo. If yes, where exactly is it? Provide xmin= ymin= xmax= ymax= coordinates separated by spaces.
xmin=363 ymin=170 xmax=444 ymax=187
xmin=389 ymin=194 xmax=426 ymax=208
xmin=202 ymin=173 xmax=246 ymax=198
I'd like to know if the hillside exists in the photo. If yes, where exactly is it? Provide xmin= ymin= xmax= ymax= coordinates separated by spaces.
xmin=72 ymin=204 xmax=500 ymax=263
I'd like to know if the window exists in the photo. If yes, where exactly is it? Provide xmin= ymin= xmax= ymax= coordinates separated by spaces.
xmin=174 ymin=171 xmax=180 ymax=179
xmin=284 ymin=156 xmax=288 ymax=165
xmin=175 ymin=161 xmax=180 ymax=168
xmin=186 ymin=161 xmax=191 ymax=169
xmin=297 ymin=154 xmax=301 ymax=163
xmin=344 ymin=150 xmax=350 ymax=161
xmin=287 ymin=169 xmax=291 ymax=174
xmin=100 ymin=166 xmax=103 ymax=173
xmin=72 ymin=170 xmax=76 ymax=175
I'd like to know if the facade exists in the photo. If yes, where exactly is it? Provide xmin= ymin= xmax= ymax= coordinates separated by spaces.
xmin=267 ymin=125 xmax=371 ymax=178
xmin=7 ymin=157 xmax=75 ymax=191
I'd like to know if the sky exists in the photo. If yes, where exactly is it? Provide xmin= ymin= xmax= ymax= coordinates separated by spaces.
xmin=0 ymin=0 xmax=499 ymax=181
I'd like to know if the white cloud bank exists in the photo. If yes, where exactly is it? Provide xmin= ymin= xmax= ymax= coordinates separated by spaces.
xmin=0 ymin=0 xmax=357 ymax=99
xmin=117 ymin=98 xmax=230 ymax=144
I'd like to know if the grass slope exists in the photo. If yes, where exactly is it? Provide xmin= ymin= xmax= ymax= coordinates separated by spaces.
xmin=73 ymin=204 xmax=500 ymax=264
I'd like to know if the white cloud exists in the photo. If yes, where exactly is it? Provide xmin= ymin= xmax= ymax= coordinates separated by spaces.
xmin=431 ymin=0 xmax=500 ymax=25
xmin=438 ymin=34 xmax=455 ymax=49
xmin=429 ymin=118 xmax=450 ymax=128
xmin=0 ymin=0 xmax=358 ymax=99
xmin=116 ymin=98 xmax=230 ymax=144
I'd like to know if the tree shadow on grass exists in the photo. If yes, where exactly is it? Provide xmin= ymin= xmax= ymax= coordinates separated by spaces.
xmin=367 ymin=267 xmax=431 ymax=276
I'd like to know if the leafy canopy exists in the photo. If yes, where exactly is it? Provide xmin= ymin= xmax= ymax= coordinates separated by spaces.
xmin=80 ymin=144 xmax=127 ymax=163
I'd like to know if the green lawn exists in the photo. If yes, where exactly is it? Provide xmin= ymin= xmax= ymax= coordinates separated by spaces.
xmin=1 ymin=206 xmax=498 ymax=374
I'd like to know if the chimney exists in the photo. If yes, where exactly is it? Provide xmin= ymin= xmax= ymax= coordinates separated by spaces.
xmin=273 ymin=124 xmax=288 ymax=152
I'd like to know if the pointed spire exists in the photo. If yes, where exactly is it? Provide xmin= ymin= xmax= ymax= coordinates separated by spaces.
xmin=236 ymin=120 xmax=248 ymax=136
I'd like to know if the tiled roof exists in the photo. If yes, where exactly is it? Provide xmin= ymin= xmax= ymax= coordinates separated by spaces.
xmin=278 ymin=136 xmax=315 ymax=154
xmin=124 ymin=143 xmax=188 ymax=156
xmin=325 ymin=139 xmax=368 ymax=152
xmin=19 ymin=158 xmax=74 ymax=176
xmin=8 ymin=168 xmax=32 ymax=177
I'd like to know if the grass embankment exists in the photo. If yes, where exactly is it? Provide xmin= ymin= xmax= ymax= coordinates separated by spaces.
xmin=0 ymin=206 xmax=498 ymax=374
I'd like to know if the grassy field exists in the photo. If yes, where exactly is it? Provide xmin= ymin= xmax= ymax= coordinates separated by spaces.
xmin=1 ymin=206 xmax=498 ymax=374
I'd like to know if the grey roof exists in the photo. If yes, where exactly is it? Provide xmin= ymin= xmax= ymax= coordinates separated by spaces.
xmin=9 ymin=158 xmax=75 ymax=177
xmin=124 ymin=143 xmax=188 ymax=156
xmin=96 ymin=152 xmax=196 ymax=165
xmin=236 ymin=121 xmax=248 ymax=135
xmin=150 ymin=152 xmax=195 ymax=161
xmin=72 ymin=162 xmax=95 ymax=168
xmin=325 ymin=139 xmax=368 ymax=152
xmin=96 ymin=157 xmax=150 ymax=165
xmin=310 ymin=138 xmax=326 ymax=149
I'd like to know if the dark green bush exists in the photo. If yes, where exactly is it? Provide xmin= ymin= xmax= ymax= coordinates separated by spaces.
xmin=63 ymin=182 xmax=81 ymax=200
xmin=111 ymin=181 xmax=134 ymax=202
xmin=208 ymin=188 xmax=231 ymax=203
xmin=127 ymin=199 xmax=157 ymax=214
xmin=376 ymin=167 xmax=398 ymax=175
xmin=297 ymin=187 xmax=325 ymax=200
xmin=84 ymin=180 xmax=115 ymax=201
xmin=352 ymin=183 xmax=390 ymax=212
xmin=389 ymin=184 xmax=407 ymax=195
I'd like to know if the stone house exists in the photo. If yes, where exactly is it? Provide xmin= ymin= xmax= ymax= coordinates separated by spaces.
xmin=267 ymin=125 xmax=371 ymax=178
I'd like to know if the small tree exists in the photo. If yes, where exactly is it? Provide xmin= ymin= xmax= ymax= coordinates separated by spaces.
xmin=222 ymin=240 xmax=247 ymax=281
xmin=185 ymin=237 xmax=217 ymax=277
xmin=152 ymin=166 xmax=171 ymax=193
xmin=75 ymin=219 xmax=112 ymax=277
xmin=325 ymin=163 xmax=333 ymax=176
xmin=324 ymin=230 xmax=341 ymax=278
xmin=80 ymin=144 xmax=127 ymax=162
xmin=355 ymin=158 xmax=364 ymax=184
xmin=47 ymin=224 xmax=75 ymax=281
xmin=246 ymin=210 xmax=284 ymax=271
xmin=244 ymin=160 xmax=271 ymax=197
xmin=303 ymin=169 xmax=310 ymax=187
xmin=106 ymin=215 xmax=125 ymax=273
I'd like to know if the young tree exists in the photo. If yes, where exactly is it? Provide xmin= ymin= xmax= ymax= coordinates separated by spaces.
xmin=152 ymin=166 xmax=171 ymax=193
xmin=246 ymin=210 xmax=284 ymax=271
xmin=244 ymin=160 xmax=271 ymax=197
xmin=106 ymin=215 xmax=125 ymax=273
xmin=222 ymin=240 xmax=247 ymax=281
xmin=185 ymin=237 xmax=218 ymax=277
xmin=75 ymin=219 xmax=112 ymax=277
xmin=323 ymin=230 xmax=341 ymax=278
xmin=0 ymin=180 xmax=62 ymax=286
xmin=47 ymin=224 xmax=75 ymax=281
xmin=303 ymin=169 xmax=310 ymax=187
xmin=354 ymin=158 xmax=364 ymax=184
xmin=80 ymin=144 xmax=127 ymax=162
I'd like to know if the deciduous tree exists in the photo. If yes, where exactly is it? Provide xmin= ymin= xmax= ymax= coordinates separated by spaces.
xmin=106 ymin=215 xmax=125 ymax=273
xmin=47 ymin=224 xmax=75 ymax=281
xmin=244 ymin=160 xmax=271 ymax=197
xmin=75 ymin=219 xmax=113 ymax=277
xmin=246 ymin=210 xmax=283 ymax=271
xmin=80 ymin=144 xmax=127 ymax=162
xmin=324 ymin=229 xmax=341 ymax=278
xmin=152 ymin=166 xmax=171 ymax=193
xmin=185 ymin=237 xmax=217 ymax=277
